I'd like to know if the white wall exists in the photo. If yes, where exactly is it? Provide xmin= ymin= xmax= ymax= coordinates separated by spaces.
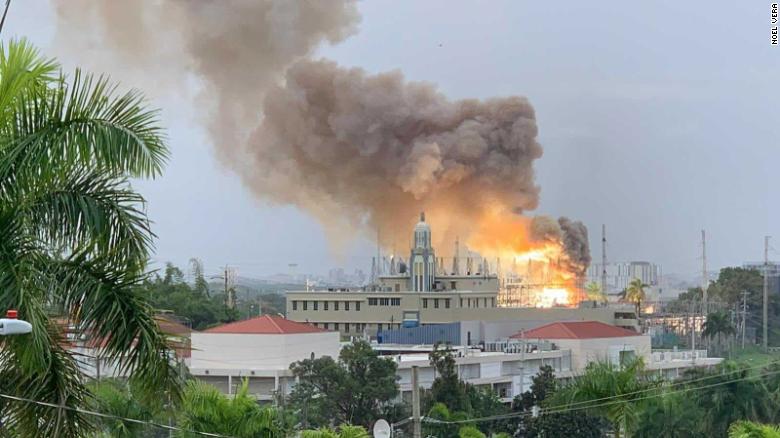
xmin=546 ymin=336 xmax=651 ymax=372
xmin=190 ymin=331 xmax=341 ymax=371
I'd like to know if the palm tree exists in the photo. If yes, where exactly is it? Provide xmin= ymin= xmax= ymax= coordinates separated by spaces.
xmin=702 ymin=311 xmax=736 ymax=356
xmin=550 ymin=359 xmax=654 ymax=438
xmin=585 ymin=282 xmax=606 ymax=303
xmin=623 ymin=278 xmax=649 ymax=317
xmin=301 ymin=424 xmax=370 ymax=438
xmin=177 ymin=380 xmax=284 ymax=437
xmin=728 ymin=421 xmax=780 ymax=438
xmin=0 ymin=39 xmax=178 ymax=436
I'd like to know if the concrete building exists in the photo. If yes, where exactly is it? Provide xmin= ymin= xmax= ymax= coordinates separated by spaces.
xmin=389 ymin=321 xmax=720 ymax=402
xmin=288 ymin=214 xmax=640 ymax=338
xmin=189 ymin=315 xmax=340 ymax=400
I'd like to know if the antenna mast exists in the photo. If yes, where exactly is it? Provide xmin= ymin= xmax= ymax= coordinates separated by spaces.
xmin=601 ymin=224 xmax=607 ymax=295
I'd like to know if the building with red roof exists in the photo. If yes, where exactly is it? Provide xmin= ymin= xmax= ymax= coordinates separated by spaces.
xmin=190 ymin=315 xmax=340 ymax=400
xmin=511 ymin=321 xmax=651 ymax=371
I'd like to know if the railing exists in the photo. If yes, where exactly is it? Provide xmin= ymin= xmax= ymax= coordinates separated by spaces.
xmin=651 ymin=349 xmax=709 ymax=362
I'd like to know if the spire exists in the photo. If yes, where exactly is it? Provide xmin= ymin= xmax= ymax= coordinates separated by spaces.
xmin=420 ymin=211 xmax=425 ymax=222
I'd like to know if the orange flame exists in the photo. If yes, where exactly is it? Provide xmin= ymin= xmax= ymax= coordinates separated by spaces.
xmin=467 ymin=210 xmax=583 ymax=308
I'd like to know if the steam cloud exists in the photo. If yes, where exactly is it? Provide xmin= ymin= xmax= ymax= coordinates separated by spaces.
xmin=53 ymin=0 xmax=589 ymax=271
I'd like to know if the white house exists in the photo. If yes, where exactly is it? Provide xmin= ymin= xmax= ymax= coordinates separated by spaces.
xmin=189 ymin=315 xmax=341 ymax=400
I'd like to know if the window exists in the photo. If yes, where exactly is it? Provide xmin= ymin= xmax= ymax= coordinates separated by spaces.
xmin=368 ymin=298 xmax=378 ymax=306
xmin=460 ymin=298 xmax=463 ymax=307
xmin=303 ymin=301 xmax=308 ymax=311
xmin=345 ymin=301 xmax=350 ymax=311
xmin=334 ymin=323 xmax=339 ymax=330
xmin=334 ymin=301 xmax=339 ymax=311
xmin=391 ymin=298 xmax=401 ymax=306
xmin=378 ymin=323 xmax=383 ymax=331
xmin=324 ymin=301 xmax=329 ymax=311
xmin=483 ymin=298 xmax=487 ymax=307
xmin=445 ymin=299 xmax=451 ymax=309
xmin=313 ymin=301 xmax=319 ymax=311
xmin=451 ymin=281 xmax=457 ymax=290
xmin=490 ymin=298 xmax=494 ymax=307
xmin=434 ymin=298 xmax=439 ymax=309
xmin=356 ymin=302 xmax=361 ymax=311
xmin=324 ymin=323 xmax=329 ymax=330
xmin=380 ymin=297 xmax=389 ymax=306
xmin=344 ymin=324 xmax=349 ymax=333
xmin=292 ymin=301 xmax=298 ymax=311
xmin=423 ymin=298 xmax=428 ymax=308
xmin=395 ymin=284 xmax=400 ymax=292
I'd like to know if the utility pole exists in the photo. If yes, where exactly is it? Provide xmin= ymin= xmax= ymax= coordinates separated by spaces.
xmin=601 ymin=224 xmax=607 ymax=296
xmin=764 ymin=236 xmax=770 ymax=352
xmin=702 ymin=230 xmax=708 ymax=316
xmin=741 ymin=290 xmax=749 ymax=349
xmin=689 ymin=298 xmax=696 ymax=361
xmin=411 ymin=366 xmax=421 ymax=438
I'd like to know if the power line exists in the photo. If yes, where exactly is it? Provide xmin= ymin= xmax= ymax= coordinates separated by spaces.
xmin=0 ymin=392 xmax=236 ymax=438
xmin=421 ymin=363 xmax=780 ymax=426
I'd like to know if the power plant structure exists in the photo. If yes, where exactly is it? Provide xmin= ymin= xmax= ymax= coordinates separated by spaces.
xmin=287 ymin=213 xmax=637 ymax=341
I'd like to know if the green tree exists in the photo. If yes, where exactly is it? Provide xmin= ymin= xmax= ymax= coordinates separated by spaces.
xmin=301 ymin=425 xmax=370 ymax=438
xmin=88 ymin=379 xmax=156 ymax=437
xmin=140 ymin=262 xmax=237 ymax=330
xmin=525 ymin=412 xmax=606 ymax=438
xmin=623 ymin=278 xmax=649 ymax=317
xmin=458 ymin=425 xmax=486 ymax=438
xmin=429 ymin=343 xmax=471 ymax=413
xmin=551 ymin=359 xmax=653 ymax=438
xmin=177 ymin=380 xmax=283 ymax=438
xmin=703 ymin=310 xmax=736 ymax=356
xmin=634 ymin=392 xmax=706 ymax=438
xmin=690 ymin=362 xmax=776 ymax=436
xmin=289 ymin=340 xmax=399 ymax=428
xmin=513 ymin=364 xmax=557 ymax=412
xmin=0 ymin=39 xmax=179 ymax=436
xmin=728 ymin=421 xmax=780 ymax=438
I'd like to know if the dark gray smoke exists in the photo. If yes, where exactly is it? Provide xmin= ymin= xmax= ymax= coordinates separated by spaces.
xmin=530 ymin=216 xmax=591 ymax=277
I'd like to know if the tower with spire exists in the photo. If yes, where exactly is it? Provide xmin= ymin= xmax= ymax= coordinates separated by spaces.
xmin=409 ymin=212 xmax=436 ymax=291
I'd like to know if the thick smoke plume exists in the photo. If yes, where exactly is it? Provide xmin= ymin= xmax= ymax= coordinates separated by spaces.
xmin=53 ymin=0 xmax=589 ymax=275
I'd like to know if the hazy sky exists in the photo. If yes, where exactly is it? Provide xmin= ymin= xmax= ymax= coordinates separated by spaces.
xmin=6 ymin=1 xmax=778 ymax=280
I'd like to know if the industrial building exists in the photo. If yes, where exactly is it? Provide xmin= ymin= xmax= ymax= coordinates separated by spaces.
xmin=287 ymin=213 xmax=639 ymax=338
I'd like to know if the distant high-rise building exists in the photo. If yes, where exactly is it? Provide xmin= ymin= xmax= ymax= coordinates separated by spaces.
xmin=587 ymin=261 xmax=661 ymax=293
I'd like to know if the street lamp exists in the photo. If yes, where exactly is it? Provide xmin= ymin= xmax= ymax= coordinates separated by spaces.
xmin=0 ymin=310 xmax=32 ymax=336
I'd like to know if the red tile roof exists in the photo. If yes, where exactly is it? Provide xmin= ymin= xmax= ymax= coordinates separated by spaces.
xmin=511 ymin=321 xmax=639 ymax=340
xmin=203 ymin=315 xmax=327 ymax=335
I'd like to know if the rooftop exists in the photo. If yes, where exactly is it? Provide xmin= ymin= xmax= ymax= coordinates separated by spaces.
xmin=203 ymin=315 xmax=327 ymax=335
xmin=511 ymin=321 xmax=640 ymax=340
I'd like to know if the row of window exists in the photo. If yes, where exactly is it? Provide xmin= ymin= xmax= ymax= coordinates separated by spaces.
xmin=367 ymin=297 xmax=401 ymax=306
xmin=422 ymin=298 xmax=451 ymax=309
xmin=293 ymin=297 xmax=496 ymax=311
xmin=309 ymin=322 xmax=404 ymax=332
xmin=291 ymin=300 xmax=361 ymax=311
xmin=459 ymin=297 xmax=495 ymax=308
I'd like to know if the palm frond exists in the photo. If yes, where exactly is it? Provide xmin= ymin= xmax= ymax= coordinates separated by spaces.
xmin=1 ymin=69 xmax=168 ymax=180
